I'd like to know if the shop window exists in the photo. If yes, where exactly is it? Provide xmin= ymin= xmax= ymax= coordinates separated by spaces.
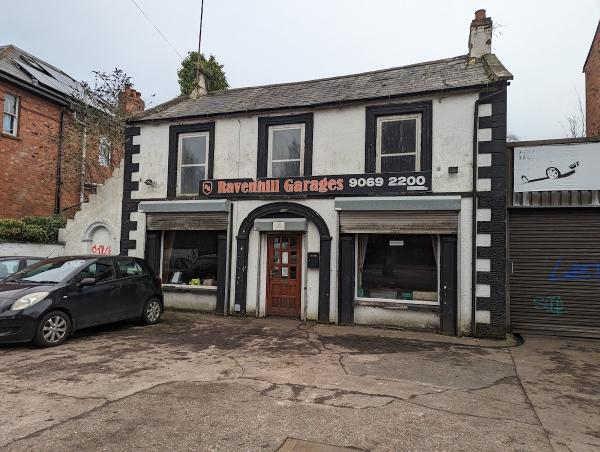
xmin=178 ymin=132 xmax=209 ymax=196
xmin=268 ymin=124 xmax=304 ymax=177
xmin=162 ymin=230 xmax=218 ymax=287
xmin=376 ymin=114 xmax=421 ymax=172
xmin=3 ymin=93 xmax=19 ymax=136
xmin=356 ymin=234 xmax=438 ymax=303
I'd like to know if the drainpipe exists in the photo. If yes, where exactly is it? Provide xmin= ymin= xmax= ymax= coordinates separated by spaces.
xmin=471 ymin=86 xmax=506 ymax=336
xmin=54 ymin=109 xmax=66 ymax=214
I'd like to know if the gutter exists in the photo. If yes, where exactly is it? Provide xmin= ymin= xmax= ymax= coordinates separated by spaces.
xmin=471 ymin=85 xmax=507 ymax=336
xmin=54 ymin=109 xmax=66 ymax=214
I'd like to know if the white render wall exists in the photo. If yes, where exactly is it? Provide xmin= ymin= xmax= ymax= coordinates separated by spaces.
xmin=131 ymin=92 xmax=478 ymax=196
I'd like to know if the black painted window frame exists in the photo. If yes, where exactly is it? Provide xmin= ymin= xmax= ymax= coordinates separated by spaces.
xmin=168 ymin=122 xmax=215 ymax=199
xmin=365 ymin=101 xmax=432 ymax=174
xmin=257 ymin=113 xmax=314 ymax=179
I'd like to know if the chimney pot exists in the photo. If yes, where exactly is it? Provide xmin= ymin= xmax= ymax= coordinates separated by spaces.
xmin=474 ymin=9 xmax=486 ymax=20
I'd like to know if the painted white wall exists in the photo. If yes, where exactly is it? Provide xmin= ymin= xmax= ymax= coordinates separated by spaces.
xmin=163 ymin=289 xmax=216 ymax=312
xmin=134 ymin=123 xmax=169 ymax=199
xmin=354 ymin=306 xmax=439 ymax=329
xmin=59 ymin=161 xmax=124 ymax=256
xmin=312 ymin=107 xmax=365 ymax=174
xmin=458 ymin=196 xmax=473 ymax=335
xmin=431 ymin=93 xmax=477 ymax=193
xmin=213 ymin=116 xmax=258 ymax=179
xmin=0 ymin=242 xmax=64 ymax=258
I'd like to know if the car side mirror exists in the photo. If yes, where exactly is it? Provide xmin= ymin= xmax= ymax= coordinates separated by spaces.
xmin=78 ymin=277 xmax=96 ymax=287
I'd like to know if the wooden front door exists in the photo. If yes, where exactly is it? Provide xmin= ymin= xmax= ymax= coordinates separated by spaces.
xmin=266 ymin=234 xmax=302 ymax=317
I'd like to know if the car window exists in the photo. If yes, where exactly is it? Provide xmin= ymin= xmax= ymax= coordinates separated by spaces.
xmin=77 ymin=259 xmax=115 ymax=284
xmin=0 ymin=259 xmax=20 ymax=278
xmin=7 ymin=259 xmax=89 ymax=283
xmin=26 ymin=259 xmax=40 ymax=267
xmin=117 ymin=258 xmax=146 ymax=278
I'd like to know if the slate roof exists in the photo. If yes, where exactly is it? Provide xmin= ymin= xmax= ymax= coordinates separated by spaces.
xmin=134 ymin=54 xmax=512 ymax=123
xmin=0 ymin=44 xmax=85 ymax=102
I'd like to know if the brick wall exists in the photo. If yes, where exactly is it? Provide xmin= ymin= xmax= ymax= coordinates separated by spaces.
xmin=585 ymin=27 xmax=600 ymax=137
xmin=0 ymin=81 xmax=62 ymax=218
xmin=0 ymin=80 xmax=127 ymax=219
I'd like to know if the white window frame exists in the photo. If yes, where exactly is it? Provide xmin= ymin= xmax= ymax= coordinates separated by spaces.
xmin=98 ymin=136 xmax=111 ymax=167
xmin=3 ymin=93 xmax=19 ymax=136
xmin=354 ymin=233 xmax=440 ymax=306
xmin=177 ymin=131 xmax=210 ymax=196
xmin=267 ymin=123 xmax=305 ymax=178
xmin=375 ymin=113 xmax=422 ymax=173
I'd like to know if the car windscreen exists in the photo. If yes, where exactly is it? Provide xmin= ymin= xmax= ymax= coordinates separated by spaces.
xmin=6 ymin=259 xmax=90 ymax=284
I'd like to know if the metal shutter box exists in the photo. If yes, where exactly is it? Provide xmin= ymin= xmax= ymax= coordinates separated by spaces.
xmin=146 ymin=213 xmax=228 ymax=231
xmin=509 ymin=208 xmax=600 ymax=338
xmin=339 ymin=211 xmax=458 ymax=234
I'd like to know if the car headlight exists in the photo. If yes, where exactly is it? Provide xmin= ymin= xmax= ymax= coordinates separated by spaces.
xmin=10 ymin=292 xmax=49 ymax=311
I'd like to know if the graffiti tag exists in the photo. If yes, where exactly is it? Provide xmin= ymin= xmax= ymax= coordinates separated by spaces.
xmin=91 ymin=244 xmax=112 ymax=255
xmin=548 ymin=259 xmax=600 ymax=282
xmin=533 ymin=296 xmax=565 ymax=316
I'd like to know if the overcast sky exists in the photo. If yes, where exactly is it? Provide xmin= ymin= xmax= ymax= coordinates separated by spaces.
xmin=3 ymin=1 xmax=599 ymax=140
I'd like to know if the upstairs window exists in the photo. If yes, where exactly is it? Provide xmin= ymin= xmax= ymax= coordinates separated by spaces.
xmin=376 ymin=114 xmax=421 ymax=172
xmin=3 ymin=93 xmax=19 ymax=136
xmin=268 ymin=124 xmax=305 ymax=177
xmin=98 ymin=136 xmax=111 ymax=166
xmin=365 ymin=102 xmax=432 ymax=174
xmin=177 ymin=132 xmax=209 ymax=196
xmin=257 ymin=113 xmax=313 ymax=179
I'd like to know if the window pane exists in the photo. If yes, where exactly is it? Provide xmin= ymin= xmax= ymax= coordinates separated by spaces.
xmin=357 ymin=234 xmax=437 ymax=301
xmin=271 ymin=161 xmax=301 ymax=177
xmin=162 ymin=231 xmax=218 ymax=286
xmin=0 ymin=259 xmax=20 ymax=278
xmin=381 ymin=119 xmax=416 ymax=155
xmin=381 ymin=155 xmax=416 ymax=172
xmin=271 ymin=127 xmax=301 ymax=160
xmin=180 ymin=166 xmax=206 ymax=194
xmin=79 ymin=259 xmax=115 ymax=283
xmin=117 ymin=258 xmax=146 ymax=278
xmin=3 ymin=114 xmax=14 ymax=134
xmin=4 ymin=95 xmax=16 ymax=114
xmin=181 ymin=136 xmax=207 ymax=164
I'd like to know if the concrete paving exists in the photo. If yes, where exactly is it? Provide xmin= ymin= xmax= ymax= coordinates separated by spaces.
xmin=0 ymin=312 xmax=598 ymax=451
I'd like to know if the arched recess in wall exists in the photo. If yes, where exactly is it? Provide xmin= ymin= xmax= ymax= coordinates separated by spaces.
xmin=83 ymin=222 xmax=115 ymax=256
xmin=235 ymin=202 xmax=332 ymax=322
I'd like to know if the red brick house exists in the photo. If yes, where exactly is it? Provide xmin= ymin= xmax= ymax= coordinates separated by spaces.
xmin=584 ymin=20 xmax=600 ymax=137
xmin=0 ymin=44 xmax=144 ymax=219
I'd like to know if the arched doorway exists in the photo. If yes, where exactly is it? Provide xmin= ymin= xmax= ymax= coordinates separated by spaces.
xmin=84 ymin=222 xmax=115 ymax=255
xmin=234 ymin=202 xmax=332 ymax=322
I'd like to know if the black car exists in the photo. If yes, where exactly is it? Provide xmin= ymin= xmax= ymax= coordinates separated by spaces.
xmin=0 ymin=256 xmax=42 ymax=279
xmin=0 ymin=255 xmax=163 ymax=347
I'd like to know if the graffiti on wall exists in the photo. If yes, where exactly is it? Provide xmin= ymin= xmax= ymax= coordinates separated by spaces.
xmin=548 ymin=259 xmax=600 ymax=282
xmin=533 ymin=296 xmax=565 ymax=316
xmin=90 ymin=244 xmax=112 ymax=255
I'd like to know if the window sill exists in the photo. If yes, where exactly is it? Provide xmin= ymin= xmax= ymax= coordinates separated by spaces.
xmin=1 ymin=132 xmax=20 ymax=141
xmin=354 ymin=298 xmax=439 ymax=312
xmin=162 ymin=284 xmax=217 ymax=295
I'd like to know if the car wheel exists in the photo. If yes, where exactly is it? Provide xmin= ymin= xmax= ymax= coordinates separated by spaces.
xmin=142 ymin=298 xmax=162 ymax=325
xmin=546 ymin=167 xmax=560 ymax=179
xmin=33 ymin=311 xmax=71 ymax=347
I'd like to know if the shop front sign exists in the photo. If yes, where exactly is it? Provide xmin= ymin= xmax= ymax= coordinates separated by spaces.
xmin=199 ymin=172 xmax=431 ymax=199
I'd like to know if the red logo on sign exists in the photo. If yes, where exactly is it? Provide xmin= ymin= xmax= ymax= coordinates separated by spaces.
xmin=202 ymin=181 xmax=213 ymax=195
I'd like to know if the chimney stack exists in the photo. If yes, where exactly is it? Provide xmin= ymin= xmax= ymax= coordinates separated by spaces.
xmin=118 ymin=84 xmax=145 ymax=115
xmin=468 ymin=9 xmax=493 ymax=59
xmin=190 ymin=72 xmax=208 ymax=99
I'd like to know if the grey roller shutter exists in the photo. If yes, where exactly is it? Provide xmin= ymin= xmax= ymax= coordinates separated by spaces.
xmin=339 ymin=211 xmax=458 ymax=234
xmin=509 ymin=208 xmax=600 ymax=338
xmin=146 ymin=213 xmax=228 ymax=231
